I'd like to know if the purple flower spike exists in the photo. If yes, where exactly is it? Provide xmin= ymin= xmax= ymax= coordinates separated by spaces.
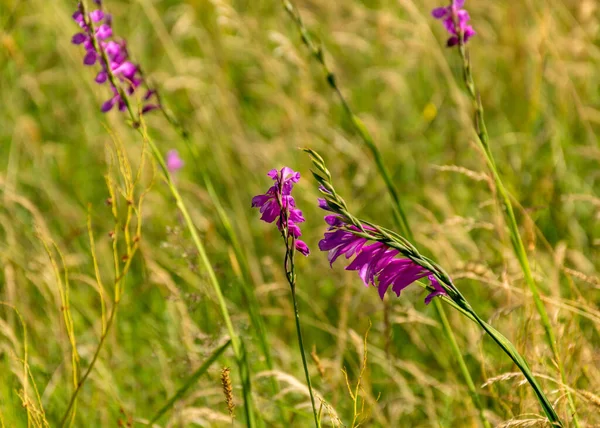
xmin=318 ymin=210 xmax=447 ymax=304
xmin=166 ymin=150 xmax=184 ymax=173
xmin=252 ymin=167 xmax=310 ymax=256
xmin=432 ymin=0 xmax=475 ymax=47
xmin=71 ymin=2 xmax=159 ymax=114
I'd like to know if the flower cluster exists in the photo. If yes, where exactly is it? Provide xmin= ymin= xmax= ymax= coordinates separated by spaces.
xmin=432 ymin=0 xmax=475 ymax=47
xmin=318 ymin=208 xmax=446 ymax=304
xmin=252 ymin=167 xmax=310 ymax=256
xmin=71 ymin=1 xmax=158 ymax=113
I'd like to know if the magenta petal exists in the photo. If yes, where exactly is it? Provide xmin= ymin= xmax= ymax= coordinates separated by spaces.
xmin=95 ymin=71 xmax=108 ymax=83
xmin=72 ymin=33 xmax=87 ymax=44
xmin=114 ymin=61 xmax=137 ymax=79
xmin=101 ymin=97 xmax=115 ymax=112
xmin=431 ymin=7 xmax=448 ymax=19
xmin=83 ymin=51 xmax=97 ymax=65
xmin=95 ymin=24 xmax=113 ymax=40
xmin=251 ymin=194 xmax=270 ymax=208
xmin=90 ymin=9 xmax=105 ymax=22
xmin=464 ymin=27 xmax=476 ymax=41
xmin=141 ymin=104 xmax=159 ymax=114
xmin=166 ymin=150 xmax=184 ymax=173
xmin=378 ymin=280 xmax=392 ymax=300
xmin=318 ymin=198 xmax=332 ymax=212
xmin=424 ymin=275 xmax=447 ymax=304
xmin=447 ymin=36 xmax=459 ymax=47
xmin=144 ymin=89 xmax=156 ymax=100
xmin=295 ymin=240 xmax=310 ymax=256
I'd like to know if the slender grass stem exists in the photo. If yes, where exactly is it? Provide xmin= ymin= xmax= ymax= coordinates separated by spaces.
xmin=454 ymin=18 xmax=577 ymax=427
xmin=433 ymin=300 xmax=491 ymax=428
xmin=59 ymin=245 xmax=139 ymax=427
xmin=282 ymin=2 xmax=489 ymax=425
xmin=292 ymin=288 xmax=320 ymax=427
xmin=306 ymin=150 xmax=562 ymax=426
xmin=159 ymin=105 xmax=275 ymax=375
xmin=157 ymin=100 xmax=289 ymax=424
xmin=142 ymin=132 xmax=257 ymax=428
xmin=278 ymin=181 xmax=319 ymax=426
xmin=76 ymin=4 xmax=257 ymax=424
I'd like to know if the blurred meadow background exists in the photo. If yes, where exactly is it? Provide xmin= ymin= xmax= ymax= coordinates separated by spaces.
xmin=1 ymin=0 xmax=599 ymax=426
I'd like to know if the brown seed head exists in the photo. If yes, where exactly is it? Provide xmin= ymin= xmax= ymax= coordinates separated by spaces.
xmin=221 ymin=367 xmax=235 ymax=418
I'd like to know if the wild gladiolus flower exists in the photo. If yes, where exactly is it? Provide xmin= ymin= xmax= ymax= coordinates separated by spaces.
xmin=71 ymin=1 xmax=158 ymax=113
xmin=166 ymin=150 xmax=184 ymax=173
xmin=319 ymin=210 xmax=446 ymax=304
xmin=432 ymin=0 xmax=476 ymax=47
xmin=252 ymin=167 xmax=309 ymax=256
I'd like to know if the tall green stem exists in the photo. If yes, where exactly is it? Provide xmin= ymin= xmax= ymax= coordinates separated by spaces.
xmin=434 ymin=301 xmax=491 ymax=428
xmin=292 ymin=287 xmax=320 ymax=427
xmin=77 ymin=4 xmax=257 ymax=424
xmin=306 ymin=149 xmax=562 ymax=426
xmin=279 ymin=180 xmax=320 ymax=427
xmin=454 ymin=16 xmax=577 ymax=427
xmin=281 ymin=2 xmax=489 ymax=425
xmin=142 ymin=131 xmax=256 ymax=428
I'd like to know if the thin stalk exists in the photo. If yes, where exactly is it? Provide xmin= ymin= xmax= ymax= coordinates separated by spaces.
xmin=77 ymin=4 xmax=257 ymax=424
xmin=461 ymin=304 xmax=562 ymax=426
xmin=434 ymin=301 xmax=490 ymax=428
xmin=142 ymin=132 xmax=256 ymax=428
xmin=453 ymin=13 xmax=578 ymax=426
xmin=159 ymin=105 xmax=274 ymax=373
xmin=282 ymin=2 xmax=489 ymax=425
xmin=157 ymin=93 xmax=288 ymax=425
xmin=306 ymin=150 xmax=562 ymax=426
xmin=278 ymin=186 xmax=319 ymax=427
xmin=292 ymin=288 xmax=320 ymax=428
xmin=59 ymin=247 xmax=139 ymax=427
xmin=280 ymin=0 xmax=410 ymax=236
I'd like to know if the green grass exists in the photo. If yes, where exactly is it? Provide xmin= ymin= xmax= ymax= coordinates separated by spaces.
xmin=1 ymin=0 xmax=599 ymax=426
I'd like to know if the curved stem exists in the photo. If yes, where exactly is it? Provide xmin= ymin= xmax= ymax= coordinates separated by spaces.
xmin=292 ymin=289 xmax=320 ymax=427
xmin=461 ymin=304 xmax=562 ymax=426
xmin=454 ymin=19 xmax=575 ymax=427
xmin=282 ymin=3 xmax=489 ymax=425
xmin=279 ymin=193 xmax=319 ymax=426
xmin=143 ymin=135 xmax=256 ymax=428
xmin=433 ymin=300 xmax=491 ymax=428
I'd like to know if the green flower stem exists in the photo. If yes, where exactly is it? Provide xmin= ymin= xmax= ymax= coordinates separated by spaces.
xmin=280 ymin=191 xmax=320 ymax=427
xmin=292 ymin=286 xmax=320 ymax=428
xmin=282 ymin=2 xmax=489 ymax=425
xmin=306 ymin=149 xmax=562 ymax=426
xmin=159 ymin=103 xmax=276 ymax=377
xmin=433 ymin=301 xmax=491 ymax=428
xmin=455 ymin=23 xmax=577 ymax=427
xmin=280 ymin=0 xmax=410 ymax=237
xmin=141 ymin=129 xmax=257 ymax=428
xmin=78 ymin=4 xmax=257 ymax=424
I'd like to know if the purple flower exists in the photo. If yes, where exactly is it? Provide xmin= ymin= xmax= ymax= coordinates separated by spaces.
xmin=71 ymin=2 xmax=158 ymax=114
xmin=319 ymin=213 xmax=447 ymax=304
xmin=166 ymin=150 xmax=184 ymax=173
xmin=252 ymin=167 xmax=309 ymax=256
xmin=432 ymin=0 xmax=476 ymax=47
xmin=89 ymin=9 xmax=104 ymax=22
